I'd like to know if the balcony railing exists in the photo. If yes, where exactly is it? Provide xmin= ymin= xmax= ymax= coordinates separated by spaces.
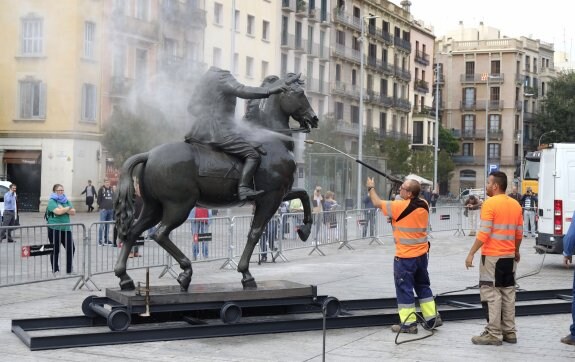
xmin=412 ymin=105 xmax=435 ymax=116
xmin=452 ymin=155 xmax=516 ymax=166
xmin=524 ymin=86 xmax=539 ymax=97
xmin=460 ymin=73 xmax=505 ymax=83
xmin=414 ymin=79 xmax=429 ymax=93
xmin=332 ymin=7 xmax=361 ymax=31
xmin=378 ymin=130 xmax=411 ymax=142
xmin=393 ymin=36 xmax=411 ymax=53
xmin=111 ymin=12 xmax=159 ymax=41
xmin=282 ymin=0 xmax=295 ymax=12
xmin=414 ymin=50 xmax=430 ymax=66
xmin=460 ymin=100 xmax=504 ymax=111
xmin=332 ymin=44 xmax=361 ymax=64
xmin=523 ymin=111 xmax=535 ymax=122
xmin=394 ymin=66 xmax=411 ymax=81
xmin=306 ymin=78 xmax=328 ymax=95
xmin=393 ymin=98 xmax=411 ymax=112
xmin=335 ymin=120 xmax=359 ymax=136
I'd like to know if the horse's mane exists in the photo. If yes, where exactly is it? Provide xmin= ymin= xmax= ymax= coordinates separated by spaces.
xmin=244 ymin=75 xmax=280 ymax=123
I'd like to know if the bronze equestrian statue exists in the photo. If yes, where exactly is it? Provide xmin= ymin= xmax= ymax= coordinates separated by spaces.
xmin=114 ymin=72 xmax=318 ymax=292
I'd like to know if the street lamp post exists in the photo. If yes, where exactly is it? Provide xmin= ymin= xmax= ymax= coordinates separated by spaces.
xmin=433 ymin=63 xmax=440 ymax=193
xmin=357 ymin=14 xmax=378 ymax=208
xmin=518 ymin=91 xmax=534 ymax=193
xmin=538 ymin=129 xmax=557 ymax=146
xmin=483 ymin=74 xmax=490 ymax=199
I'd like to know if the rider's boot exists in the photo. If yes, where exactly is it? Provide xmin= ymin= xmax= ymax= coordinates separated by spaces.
xmin=238 ymin=158 xmax=264 ymax=201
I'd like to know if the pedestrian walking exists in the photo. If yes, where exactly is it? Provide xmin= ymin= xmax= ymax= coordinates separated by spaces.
xmin=312 ymin=186 xmax=324 ymax=241
xmin=0 ymin=183 xmax=17 ymax=243
xmin=520 ymin=187 xmax=538 ymax=237
xmin=97 ymin=179 xmax=114 ymax=246
xmin=80 ymin=180 xmax=97 ymax=212
xmin=465 ymin=171 xmax=523 ymax=345
xmin=366 ymin=176 xmax=442 ymax=334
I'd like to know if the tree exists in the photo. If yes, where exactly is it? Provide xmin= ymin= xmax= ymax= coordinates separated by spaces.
xmin=437 ymin=149 xmax=456 ymax=185
xmin=380 ymin=138 xmax=411 ymax=176
xmin=438 ymin=124 xmax=459 ymax=154
xmin=410 ymin=148 xmax=434 ymax=180
xmin=536 ymin=71 xmax=575 ymax=143
xmin=101 ymin=100 xmax=179 ymax=166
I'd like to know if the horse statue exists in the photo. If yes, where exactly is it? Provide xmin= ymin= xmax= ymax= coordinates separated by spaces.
xmin=113 ymin=73 xmax=319 ymax=292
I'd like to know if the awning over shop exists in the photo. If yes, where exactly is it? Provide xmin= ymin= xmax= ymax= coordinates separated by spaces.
xmin=2 ymin=150 xmax=41 ymax=165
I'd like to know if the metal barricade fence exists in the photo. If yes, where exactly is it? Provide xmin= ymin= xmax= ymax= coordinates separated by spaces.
xmin=0 ymin=205 xmax=481 ymax=291
xmin=305 ymin=209 xmax=347 ymax=256
xmin=85 ymin=221 xmax=171 ymax=290
xmin=428 ymin=206 xmax=465 ymax=235
xmin=0 ymin=223 xmax=85 ymax=289
xmin=168 ymin=217 xmax=234 ymax=270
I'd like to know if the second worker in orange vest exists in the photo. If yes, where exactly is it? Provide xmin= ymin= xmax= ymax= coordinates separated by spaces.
xmin=366 ymin=177 xmax=442 ymax=334
xmin=465 ymin=171 xmax=523 ymax=346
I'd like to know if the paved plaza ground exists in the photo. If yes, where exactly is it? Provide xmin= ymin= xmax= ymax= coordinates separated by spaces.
xmin=0 ymin=211 xmax=574 ymax=361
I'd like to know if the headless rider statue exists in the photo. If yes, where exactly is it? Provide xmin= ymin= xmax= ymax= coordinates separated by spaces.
xmin=185 ymin=66 xmax=288 ymax=201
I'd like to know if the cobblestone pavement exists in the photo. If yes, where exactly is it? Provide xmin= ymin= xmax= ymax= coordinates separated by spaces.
xmin=0 ymin=212 xmax=574 ymax=361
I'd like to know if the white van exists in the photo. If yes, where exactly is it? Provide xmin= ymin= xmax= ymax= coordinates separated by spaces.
xmin=535 ymin=143 xmax=575 ymax=254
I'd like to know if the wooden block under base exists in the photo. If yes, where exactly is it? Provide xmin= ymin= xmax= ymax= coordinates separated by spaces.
xmin=106 ymin=280 xmax=316 ymax=306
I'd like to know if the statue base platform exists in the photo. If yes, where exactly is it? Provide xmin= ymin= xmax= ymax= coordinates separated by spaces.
xmin=106 ymin=280 xmax=317 ymax=308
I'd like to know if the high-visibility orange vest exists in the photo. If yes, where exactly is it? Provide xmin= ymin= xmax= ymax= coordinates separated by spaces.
xmin=477 ymin=194 xmax=523 ymax=256
xmin=380 ymin=198 xmax=429 ymax=258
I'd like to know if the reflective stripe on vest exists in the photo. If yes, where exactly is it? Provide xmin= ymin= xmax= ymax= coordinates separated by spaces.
xmin=478 ymin=194 xmax=523 ymax=256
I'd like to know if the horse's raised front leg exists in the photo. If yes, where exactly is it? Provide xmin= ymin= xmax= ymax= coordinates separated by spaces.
xmin=283 ymin=188 xmax=312 ymax=241
xmin=153 ymin=224 xmax=193 ymax=292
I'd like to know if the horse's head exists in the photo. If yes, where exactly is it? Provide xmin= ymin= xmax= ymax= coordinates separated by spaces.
xmin=276 ymin=73 xmax=319 ymax=133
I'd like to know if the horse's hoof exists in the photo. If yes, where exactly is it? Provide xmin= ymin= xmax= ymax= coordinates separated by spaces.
xmin=120 ymin=279 xmax=135 ymax=291
xmin=297 ymin=224 xmax=311 ymax=241
xmin=242 ymin=278 xmax=257 ymax=289
xmin=177 ymin=273 xmax=191 ymax=292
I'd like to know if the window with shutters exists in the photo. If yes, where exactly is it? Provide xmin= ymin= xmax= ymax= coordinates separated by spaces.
xmin=21 ymin=17 xmax=43 ymax=56
xmin=82 ymin=83 xmax=97 ymax=121
xmin=84 ymin=21 xmax=96 ymax=58
xmin=19 ymin=78 xmax=46 ymax=119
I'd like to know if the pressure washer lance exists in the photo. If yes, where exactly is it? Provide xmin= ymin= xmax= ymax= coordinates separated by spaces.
xmin=136 ymin=267 xmax=151 ymax=317
xmin=304 ymin=140 xmax=403 ymax=184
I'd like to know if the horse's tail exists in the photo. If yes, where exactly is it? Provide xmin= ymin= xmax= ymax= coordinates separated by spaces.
xmin=115 ymin=152 xmax=149 ymax=241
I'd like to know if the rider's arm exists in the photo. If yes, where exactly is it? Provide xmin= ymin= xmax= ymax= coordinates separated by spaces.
xmin=222 ymin=73 xmax=271 ymax=99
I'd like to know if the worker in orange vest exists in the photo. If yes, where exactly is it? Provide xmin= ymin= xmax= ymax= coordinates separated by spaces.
xmin=465 ymin=171 xmax=523 ymax=346
xmin=366 ymin=177 xmax=442 ymax=334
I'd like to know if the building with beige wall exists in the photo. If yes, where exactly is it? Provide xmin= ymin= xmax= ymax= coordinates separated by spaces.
xmin=436 ymin=22 xmax=556 ymax=194
xmin=328 ymin=0 xmax=412 ymax=202
xmin=410 ymin=18 xmax=436 ymax=150
xmin=0 ymin=0 xmax=104 ymax=210
xmin=280 ymin=0 xmax=331 ymax=188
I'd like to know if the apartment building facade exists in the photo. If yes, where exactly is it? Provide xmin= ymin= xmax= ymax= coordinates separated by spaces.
xmin=410 ymin=18 xmax=436 ymax=150
xmin=436 ymin=23 xmax=556 ymax=193
xmin=280 ymin=0 xmax=331 ymax=188
xmin=327 ymin=0 xmax=413 ymax=200
xmin=0 ymin=0 xmax=104 ymax=210
xmin=101 ymin=0 xmax=207 ymax=184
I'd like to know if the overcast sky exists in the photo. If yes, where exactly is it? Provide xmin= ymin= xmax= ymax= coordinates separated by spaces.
xmin=399 ymin=0 xmax=574 ymax=61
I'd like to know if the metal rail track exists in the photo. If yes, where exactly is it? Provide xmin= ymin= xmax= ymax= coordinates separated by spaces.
xmin=12 ymin=289 xmax=573 ymax=351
